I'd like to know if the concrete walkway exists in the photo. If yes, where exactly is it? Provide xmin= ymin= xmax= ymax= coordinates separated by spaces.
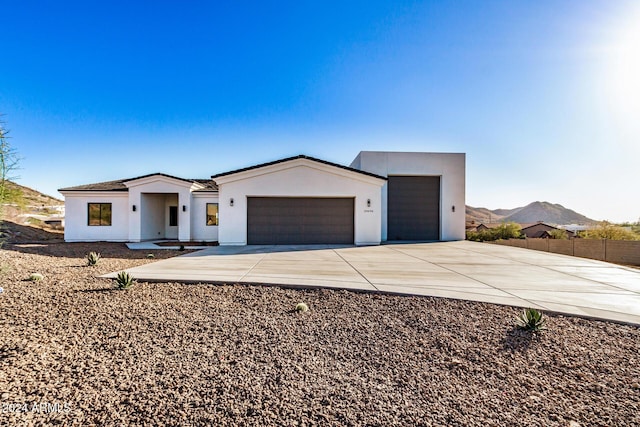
xmin=104 ymin=241 xmax=640 ymax=325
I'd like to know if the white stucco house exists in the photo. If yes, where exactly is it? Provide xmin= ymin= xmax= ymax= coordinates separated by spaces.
xmin=59 ymin=151 xmax=465 ymax=245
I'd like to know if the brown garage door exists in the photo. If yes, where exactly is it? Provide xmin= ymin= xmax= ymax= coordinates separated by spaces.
xmin=387 ymin=176 xmax=440 ymax=241
xmin=247 ymin=197 xmax=354 ymax=245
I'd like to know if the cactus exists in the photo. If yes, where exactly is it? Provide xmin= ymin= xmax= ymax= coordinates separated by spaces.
xmin=87 ymin=251 xmax=101 ymax=266
xmin=115 ymin=271 xmax=136 ymax=290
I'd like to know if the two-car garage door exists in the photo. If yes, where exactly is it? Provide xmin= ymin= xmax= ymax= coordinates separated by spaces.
xmin=247 ymin=197 xmax=354 ymax=245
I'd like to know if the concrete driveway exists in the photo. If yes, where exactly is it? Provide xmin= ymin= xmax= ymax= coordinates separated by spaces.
xmin=105 ymin=241 xmax=640 ymax=325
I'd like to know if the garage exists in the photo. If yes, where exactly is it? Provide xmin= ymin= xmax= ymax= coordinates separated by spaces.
xmin=387 ymin=176 xmax=440 ymax=241
xmin=247 ymin=197 xmax=354 ymax=245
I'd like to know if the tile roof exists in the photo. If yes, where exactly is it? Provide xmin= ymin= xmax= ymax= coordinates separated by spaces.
xmin=211 ymin=154 xmax=388 ymax=181
xmin=58 ymin=179 xmax=128 ymax=192
xmin=59 ymin=173 xmax=218 ymax=192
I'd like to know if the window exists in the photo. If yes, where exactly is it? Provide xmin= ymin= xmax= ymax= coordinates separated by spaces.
xmin=206 ymin=203 xmax=219 ymax=226
xmin=169 ymin=206 xmax=178 ymax=227
xmin=88 ymin=203 xmax=112 ymax=226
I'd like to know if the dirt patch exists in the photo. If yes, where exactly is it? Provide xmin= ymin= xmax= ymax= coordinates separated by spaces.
xmin=1 ymin=219 xmax=64 ymax=244
xmin=0 ymin=243 xmax=638 ymax=426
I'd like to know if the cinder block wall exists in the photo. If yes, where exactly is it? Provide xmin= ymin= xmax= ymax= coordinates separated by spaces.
xmin=527 ymin=239 xmax=549 ymax=252
xmin=549 ymin=240 xmax=573 ymax=256
xmin=606 ymin=241 xmax=640 ymax=265
xmin=490 ymin=238 xmax=640 ymax=266
xmin=574 ymin=240 xmax=606 ymax=260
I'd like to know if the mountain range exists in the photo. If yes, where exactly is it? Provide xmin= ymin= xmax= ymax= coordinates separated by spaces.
xmin=466 ymin=201 xmax=595 ymax=225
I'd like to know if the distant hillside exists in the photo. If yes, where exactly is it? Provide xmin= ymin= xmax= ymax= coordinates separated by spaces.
xmin=465 ymin=206 xmax=504 ymax=224
xmin=492 ymin=207 xmax=520 ymax=217
xmin=467 ymin=201 xmax=595 ymax=225
xmin=4 ymin=181 xmax=62 ymax=207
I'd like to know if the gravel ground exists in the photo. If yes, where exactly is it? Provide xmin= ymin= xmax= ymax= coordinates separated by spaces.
xmin=0 ymin=241 xmax=639 ymax=426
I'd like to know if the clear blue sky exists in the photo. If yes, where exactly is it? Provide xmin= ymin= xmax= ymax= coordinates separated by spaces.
xmin=2 ymin=1 xmax=639 ymax=222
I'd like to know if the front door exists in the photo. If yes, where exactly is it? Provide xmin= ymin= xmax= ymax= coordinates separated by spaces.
xmin=167 ymin=205 xmax=178 ymax=239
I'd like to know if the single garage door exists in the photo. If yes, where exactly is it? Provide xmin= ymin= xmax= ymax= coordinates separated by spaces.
xmin=387 ymin=176 xmax=440 ymax=241
xmin=247 ymin=197 xmax=354 ymax=245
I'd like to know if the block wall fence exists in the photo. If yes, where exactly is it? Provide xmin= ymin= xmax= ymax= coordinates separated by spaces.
xmin=490 ymin=238 xmax=640 ymax=266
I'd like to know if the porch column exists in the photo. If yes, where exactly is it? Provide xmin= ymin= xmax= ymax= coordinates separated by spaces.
xmin=178 ymin=191 xmax=191 ymax=241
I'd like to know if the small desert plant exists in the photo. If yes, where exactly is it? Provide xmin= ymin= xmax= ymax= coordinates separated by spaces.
xmin=179 ymin=245 xmax=185 ymax=251
xmin=295 ymin=302 xmax=309 ymax=313
xmin=87 ymin=251 xmax=101 ymax=266
xmin=115 ymin=271 xmax=135 ymax=290
xmin=29 ymin=273 xmax=44 ymax=281
xmin=0 ymin=263 xmax=11 ymax=275
xmin=147 ymin=253 xmax=155 ymax=259
xmin=515 ymin=308 xmax=547 ymax=332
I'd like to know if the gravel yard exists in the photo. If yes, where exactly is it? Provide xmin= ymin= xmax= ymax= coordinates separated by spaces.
xmin=0 ymin=241 xmax=639 ymax=426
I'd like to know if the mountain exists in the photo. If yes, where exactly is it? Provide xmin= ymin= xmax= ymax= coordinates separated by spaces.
xmin=4 ymin=180 xmax=63 ymax=207
xmin=465 ymin=206 xmax=505 ymax=224
xmin=466 ymin=201 xmax=595 ymax=225
xmin=502 ymin=202 xmax=594 ymax=225
xmin=492 ymin=207 xmax=521 ymax=217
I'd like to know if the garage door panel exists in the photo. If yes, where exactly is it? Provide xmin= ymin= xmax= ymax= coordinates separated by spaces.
xmin=388 ymin=176 xmax=440 ymax=241
xmin=247 ymin=197 xmax=354 ymax=244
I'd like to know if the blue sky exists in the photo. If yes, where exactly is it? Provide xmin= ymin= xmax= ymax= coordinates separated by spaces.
xmin=2 ymin=1 xmax=639 ymax=222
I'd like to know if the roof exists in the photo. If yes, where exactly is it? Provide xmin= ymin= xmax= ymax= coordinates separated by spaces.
xmin=192 ymin=179 xmax=219 ymax=191
xmin=520 ymin=222 xmax=557 ymax=230
xmin=211 ymin=154 xmax=388 ymax=181
xmin=59 ymin=173 xmax=218 ymax=192
xmin=58 ymin=179 xmax=128 ymax=192
xmin=477 ymin=221 xmax=554 ymax=230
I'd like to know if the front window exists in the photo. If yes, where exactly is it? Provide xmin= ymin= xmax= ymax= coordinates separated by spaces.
xmin=206 ymin=203 xmax=219 ymax=226
xmin=88 ymin=203 xmax=112 ymax=226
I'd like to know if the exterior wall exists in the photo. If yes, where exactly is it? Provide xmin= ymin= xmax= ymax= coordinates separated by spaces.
xmin=140 ymin=194 xmax=166 ymax=240
xmin=126 ymin=178 xmax=194 ymax=242
xmin=216 ymin=163 xmax=383 ymax=245
xmin=351 ymin=151 xmax=466 ymax=241
xmin=191 ymin=193 xmax=219 ymax=241
xmin=61 ymin=192 xmax=129 ymax=242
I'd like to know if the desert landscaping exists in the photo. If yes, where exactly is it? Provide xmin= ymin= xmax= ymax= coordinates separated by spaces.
xmin=0 ymin=224 xmax=638 ymax=426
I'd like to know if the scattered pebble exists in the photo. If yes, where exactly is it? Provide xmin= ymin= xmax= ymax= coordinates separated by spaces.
xmin=1 ymin=241 xmax=639 ymax=426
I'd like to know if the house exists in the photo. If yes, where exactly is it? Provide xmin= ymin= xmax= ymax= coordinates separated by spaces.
xmin=473 ymin=222 xmax=574 ymax=238
xmin=520 ymin=222 xmax=575 ymax=238
xmin=59 ymin=151 xmax=466 ymax=245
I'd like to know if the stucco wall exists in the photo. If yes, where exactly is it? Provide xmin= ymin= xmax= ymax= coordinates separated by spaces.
xmin=126 ymin=178 xmax=193 ymax=242
xmin=350 ymin=151 xmax=466 ymax=241
xmin=216 ymin=162 xmax=383 ymax=245
xmin=191 ymin=194 xmax=219 ymax=241
xmin=140 ymin=194 xmax=165 ymax=240
xmin=61 ymin=192 xmax=129 ymax=242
